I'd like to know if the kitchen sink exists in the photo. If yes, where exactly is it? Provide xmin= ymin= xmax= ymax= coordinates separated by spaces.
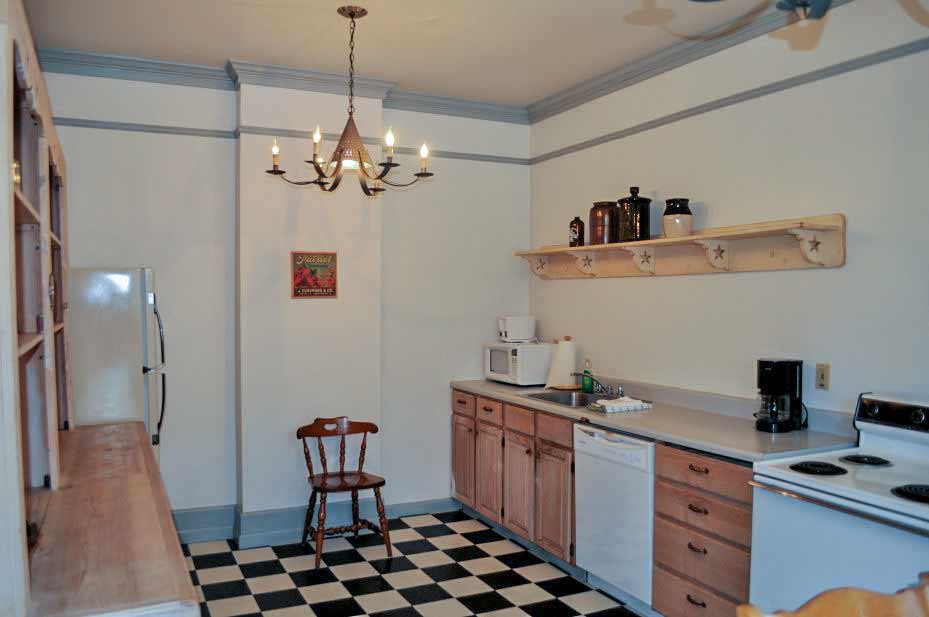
xmin=523 ymin=391 xmax=600 ymax=408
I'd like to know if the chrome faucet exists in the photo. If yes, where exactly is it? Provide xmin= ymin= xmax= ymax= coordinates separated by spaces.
xmin=571 ymin=373 xmax=624 ymax=398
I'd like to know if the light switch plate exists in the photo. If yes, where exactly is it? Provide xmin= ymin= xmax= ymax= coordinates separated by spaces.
xmin=815 ymin=363 xmax=831 ymax=390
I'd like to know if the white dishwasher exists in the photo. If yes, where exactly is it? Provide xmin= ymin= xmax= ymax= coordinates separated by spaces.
xmin=574 ymin=423 xmax=654 ymax=605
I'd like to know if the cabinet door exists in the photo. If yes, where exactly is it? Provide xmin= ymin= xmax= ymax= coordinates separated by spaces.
xmin=451 ymin=415 xmax=475 ymax=507
xmin=503 ymin=430 xmax=534 ymax=541
xmin=475 ymin=422 xmax=504 ymax=523
xmin=535 ymin=442 xmax=573 ymax=561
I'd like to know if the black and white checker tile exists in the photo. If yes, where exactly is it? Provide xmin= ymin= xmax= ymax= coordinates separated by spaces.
xmin=183 ymin=510 xmax=638 ymax=617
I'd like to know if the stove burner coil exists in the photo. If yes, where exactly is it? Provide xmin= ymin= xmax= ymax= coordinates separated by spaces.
xmin=891 ymin=484 xmax=929 ymax=504
xmin=789 ymin=461 xmax=848 ymax=476
xmin=840 ymin=454 xmax=891 ymax=466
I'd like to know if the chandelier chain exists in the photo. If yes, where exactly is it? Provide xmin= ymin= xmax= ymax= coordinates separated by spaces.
xmin=348 ymin=15 xmax=356 ymax=115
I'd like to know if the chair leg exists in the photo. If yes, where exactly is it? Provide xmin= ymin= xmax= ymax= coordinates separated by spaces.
xmin=373 ymin=486 xmax=392 ymax=558
xmin=314 ymin=493 xmax=327 ymax=569
xmin=302 ymin=490 xmax=317 ymax=545
xmin=351 ymin=490 xmax=360 ymax=537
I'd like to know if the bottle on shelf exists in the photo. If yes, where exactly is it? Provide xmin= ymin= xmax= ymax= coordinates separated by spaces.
xmin=569 ymin=217 xmax=585 ymax=247
xmin=582 ymin=358 xmax=594 ymax=394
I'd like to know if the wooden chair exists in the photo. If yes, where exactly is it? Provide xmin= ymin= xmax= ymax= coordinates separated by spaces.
xmin=737 ymin=573 xmax=929 ymax=617
xmin=296 ymin=417 xmax=391 ymax=569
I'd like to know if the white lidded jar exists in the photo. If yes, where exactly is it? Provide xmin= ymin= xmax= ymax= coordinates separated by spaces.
xmin=662 ymin=198 xmax=693 ymax=238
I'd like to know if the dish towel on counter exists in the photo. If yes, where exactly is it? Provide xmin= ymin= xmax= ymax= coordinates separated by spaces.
xmin=597 ymin=396 xmax=652 ymax=413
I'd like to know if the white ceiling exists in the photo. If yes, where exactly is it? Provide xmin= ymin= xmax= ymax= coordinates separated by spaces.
xmin=24 ymin=0 xmax=769 ymax=107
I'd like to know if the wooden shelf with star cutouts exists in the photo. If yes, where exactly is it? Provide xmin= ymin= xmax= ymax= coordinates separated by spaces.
xmin=516 ymin=214 xmax=845 ymax=279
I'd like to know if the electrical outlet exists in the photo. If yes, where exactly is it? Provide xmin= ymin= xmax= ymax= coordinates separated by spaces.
xmin=815 ymin=363 xmax=831 ymax=390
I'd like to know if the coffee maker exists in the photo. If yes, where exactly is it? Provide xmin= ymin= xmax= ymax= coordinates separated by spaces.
xmin=755 ymin=359 xmax=806 ymax=433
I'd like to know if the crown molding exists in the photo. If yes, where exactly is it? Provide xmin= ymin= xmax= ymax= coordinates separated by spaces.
xmin=226 ymin=60 xmax=395 ymax=99
xmin=383 ymin=90 xmax=529 ymax=125
xmin=38 ymin=48 xmax=234 ymax=90
xmin=526 ymin=0 xmax=856 ymax=123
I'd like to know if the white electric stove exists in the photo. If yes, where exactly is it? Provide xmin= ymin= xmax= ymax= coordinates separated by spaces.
xmin=750 ymin=394 xmax=929 ymax=612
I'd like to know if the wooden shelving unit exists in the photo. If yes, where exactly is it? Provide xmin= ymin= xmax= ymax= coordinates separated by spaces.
xmin=517 ymin=214 xmax=845 ymax=279
xmin=1 ymin=0 xmax=74 ymax=603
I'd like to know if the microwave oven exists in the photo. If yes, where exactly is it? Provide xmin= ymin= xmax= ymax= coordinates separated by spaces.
xmin=484 ymin=341 xmax=553 ymax=386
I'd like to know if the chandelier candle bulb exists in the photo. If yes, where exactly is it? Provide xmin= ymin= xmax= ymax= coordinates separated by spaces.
xmin=312 ymin=125 xmax=321 ymax=157
xmin=420 ymin=143 xmax=429 ymax=172
xmin=271 ymin=139 xmax=280 ymax=170
xmin=385 ymin=127 xmax=395 ymax=159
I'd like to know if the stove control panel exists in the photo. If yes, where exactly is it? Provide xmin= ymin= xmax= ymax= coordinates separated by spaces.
xmin=855 ymin=394 xmax=929 ymax=433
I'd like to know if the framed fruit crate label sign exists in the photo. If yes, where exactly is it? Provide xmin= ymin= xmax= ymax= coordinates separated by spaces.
xmin=292 ymin=251 xmax=337 ymax=298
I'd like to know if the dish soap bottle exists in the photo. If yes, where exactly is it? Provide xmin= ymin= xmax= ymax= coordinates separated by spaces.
xmin=582 ymin=359 xmax=594 ymax=393
xmin=569 ymin=216 xmax=585 ymax=247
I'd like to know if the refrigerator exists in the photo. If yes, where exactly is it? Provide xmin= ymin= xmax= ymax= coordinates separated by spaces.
xmin=68 ymin=268 xmax=166 ymax=460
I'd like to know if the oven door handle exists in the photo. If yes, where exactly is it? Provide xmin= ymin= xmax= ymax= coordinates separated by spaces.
xmin=749 ymin=480 xmax=929 ymax=539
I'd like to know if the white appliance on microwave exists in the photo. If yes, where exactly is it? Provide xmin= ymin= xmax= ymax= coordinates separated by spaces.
xmin=484 ymin=341 xmax=552 ymax=385
xmin=497 ymin=315 xmax=536 ymax=343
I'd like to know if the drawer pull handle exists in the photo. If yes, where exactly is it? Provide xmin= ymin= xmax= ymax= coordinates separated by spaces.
xmin=457 ymin=399 xmax=467 ymax=405
xmin=688 ymin=463 xmax=710 ymax=474
xmin=467 ymin=428 xmax=473 ymax=433
xmin=687 ymin=541 xmax=708 ymax=554
xmin=483 ymin=406 xmax=494 ymax=413
xmin=686 ymin=594 xmax=707 ymax=608
xmin=525 ymin=448 xmax=532 ymax=455
xmin=688 ymin=503 xmax=709 ymax=515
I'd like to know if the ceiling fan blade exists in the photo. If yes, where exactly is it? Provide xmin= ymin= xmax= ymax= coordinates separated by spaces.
xmin=807 ymin=0 xmax=833 ymax=19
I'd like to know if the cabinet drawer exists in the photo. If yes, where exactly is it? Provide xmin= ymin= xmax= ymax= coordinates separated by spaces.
xmin=476 ymin=397 xmax=503 ymax=425
xmin=536 ymin=412 xmax=573 ymax=448
xmin=504 ymin=404 xmax=535 ymax=436
xmin=653 ymin=565 xmax=739 ymax=617
xmin=654 ymin=517 xmax=750 ymax=601
xmin=452 ymin=391 xmax=475 ymax=417
xmin=655 ymin=480 xmax=752 ymax=547
xmin=656 ymin=445 xmax=752 ymax=505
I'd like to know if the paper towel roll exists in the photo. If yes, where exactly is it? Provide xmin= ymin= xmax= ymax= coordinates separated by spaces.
xmin=546 ymin=338 xmax=577 ymax=389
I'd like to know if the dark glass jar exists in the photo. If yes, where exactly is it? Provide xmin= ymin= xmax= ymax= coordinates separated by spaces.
xmin=618 ymin=186 xmax=652 ymax=242
xmin=569 ymin=216 xmax=585 ymax=247
xmin=589 ymin=201 xmax=620 ymax=245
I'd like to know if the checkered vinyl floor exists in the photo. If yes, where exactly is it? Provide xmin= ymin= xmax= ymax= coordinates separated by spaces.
xmin=184 ymin=509 xmax=638 ymax=617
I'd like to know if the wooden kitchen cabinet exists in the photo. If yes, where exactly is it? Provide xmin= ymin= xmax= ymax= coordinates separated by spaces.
xmin=475 ymin=422 xmax=504 ymax=523
xmin=451 ymin=414 xmax=475 ymax=507
xmin=503 ymin=429 xmax=534 ymax=541
xmin=653 ymin=444 xmax=753 ymax=615
xmin=534 ymin=440 xmax=573 ymax=561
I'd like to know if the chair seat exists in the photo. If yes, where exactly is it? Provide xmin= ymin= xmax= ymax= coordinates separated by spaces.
xmin=310 ymin=471 xmax=385 ymax=492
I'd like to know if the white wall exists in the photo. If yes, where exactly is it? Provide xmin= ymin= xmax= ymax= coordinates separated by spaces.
xmin=529 ymin=1 xmax=929 ymax=415
xmin=236 ymin=86 xmax=386 ymax=513
xmin=380 ymin=110 xmax=530 ymax=504
xmin=46 ymin=75 xmax=238 ymax=510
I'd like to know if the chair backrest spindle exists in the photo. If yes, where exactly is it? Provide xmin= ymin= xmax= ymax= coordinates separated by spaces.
xmin=296 ymin=416 xmax=380 ymax=478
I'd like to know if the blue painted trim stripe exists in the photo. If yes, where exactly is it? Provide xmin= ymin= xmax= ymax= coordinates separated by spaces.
xmin=39 ymin=48 xmax=234 ymax=91
xmin=236 ymin=497 xmax=458 ymax=549
xmin=173 ymin=505 xmax=236 ymax=544
xmin=53 ymin=117 xmax=236 ymax=139
xmin=384 ymin=90 xmax=529 ymax=125
xmin=531 ymin=35 xmax=929 ymax=165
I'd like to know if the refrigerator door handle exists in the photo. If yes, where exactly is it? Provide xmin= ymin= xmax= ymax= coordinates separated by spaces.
xmin=151 ymin=295 xmax=167 ymax=446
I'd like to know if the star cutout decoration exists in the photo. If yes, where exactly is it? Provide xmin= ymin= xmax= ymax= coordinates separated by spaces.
xmin=808 ymin=237 xmax=821 ymax=252
xmin=581 ymin=255 xmax=593 ymax=269
xmin=640 ymin=250 xmax=652 ymax=264
xmin=535 ymin=257 xmax=546 ymax=270
xmin=713 ymin=244 xmax=726 ymax=261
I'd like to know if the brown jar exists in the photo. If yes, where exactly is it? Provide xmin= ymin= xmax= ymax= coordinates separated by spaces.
xmin=618 ymin=186 xmax=652 ymax=242
xmin=589 ymin=201 xmax=620 ymax=245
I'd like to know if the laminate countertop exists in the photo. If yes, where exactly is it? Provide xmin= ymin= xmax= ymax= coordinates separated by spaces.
xmin=29 ymin=422 xmax=198 ymax=617
xmin=451 ymin=380 xmax=856 ymax=463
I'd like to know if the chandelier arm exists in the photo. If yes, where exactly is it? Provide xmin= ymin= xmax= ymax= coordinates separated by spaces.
xmin=380 ymin=176 xmax=421 ymax=188
xmin=311 ymin=159 xmax=336 ymax=180
xmin=358 ymin=174 xmax=374 ymax=196
xmin=280 ymin=176 xmax=324 ymax=187
xmin=321 ymin=168 xmax=344 ymax=192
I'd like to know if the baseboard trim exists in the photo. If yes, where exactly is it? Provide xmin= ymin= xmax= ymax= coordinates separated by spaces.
xmin=173 ymin=505 xmax=236 ymax=544
xmin=235 ymin=497 xmax=459 ymax=550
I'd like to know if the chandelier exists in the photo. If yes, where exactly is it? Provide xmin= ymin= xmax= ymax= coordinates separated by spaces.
xmin=265 ymin=5 xmax=434 ymax=195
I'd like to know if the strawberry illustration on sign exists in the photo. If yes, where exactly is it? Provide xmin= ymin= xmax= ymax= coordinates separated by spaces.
xmin=292 ymin=252 xmax=338 ymax=298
